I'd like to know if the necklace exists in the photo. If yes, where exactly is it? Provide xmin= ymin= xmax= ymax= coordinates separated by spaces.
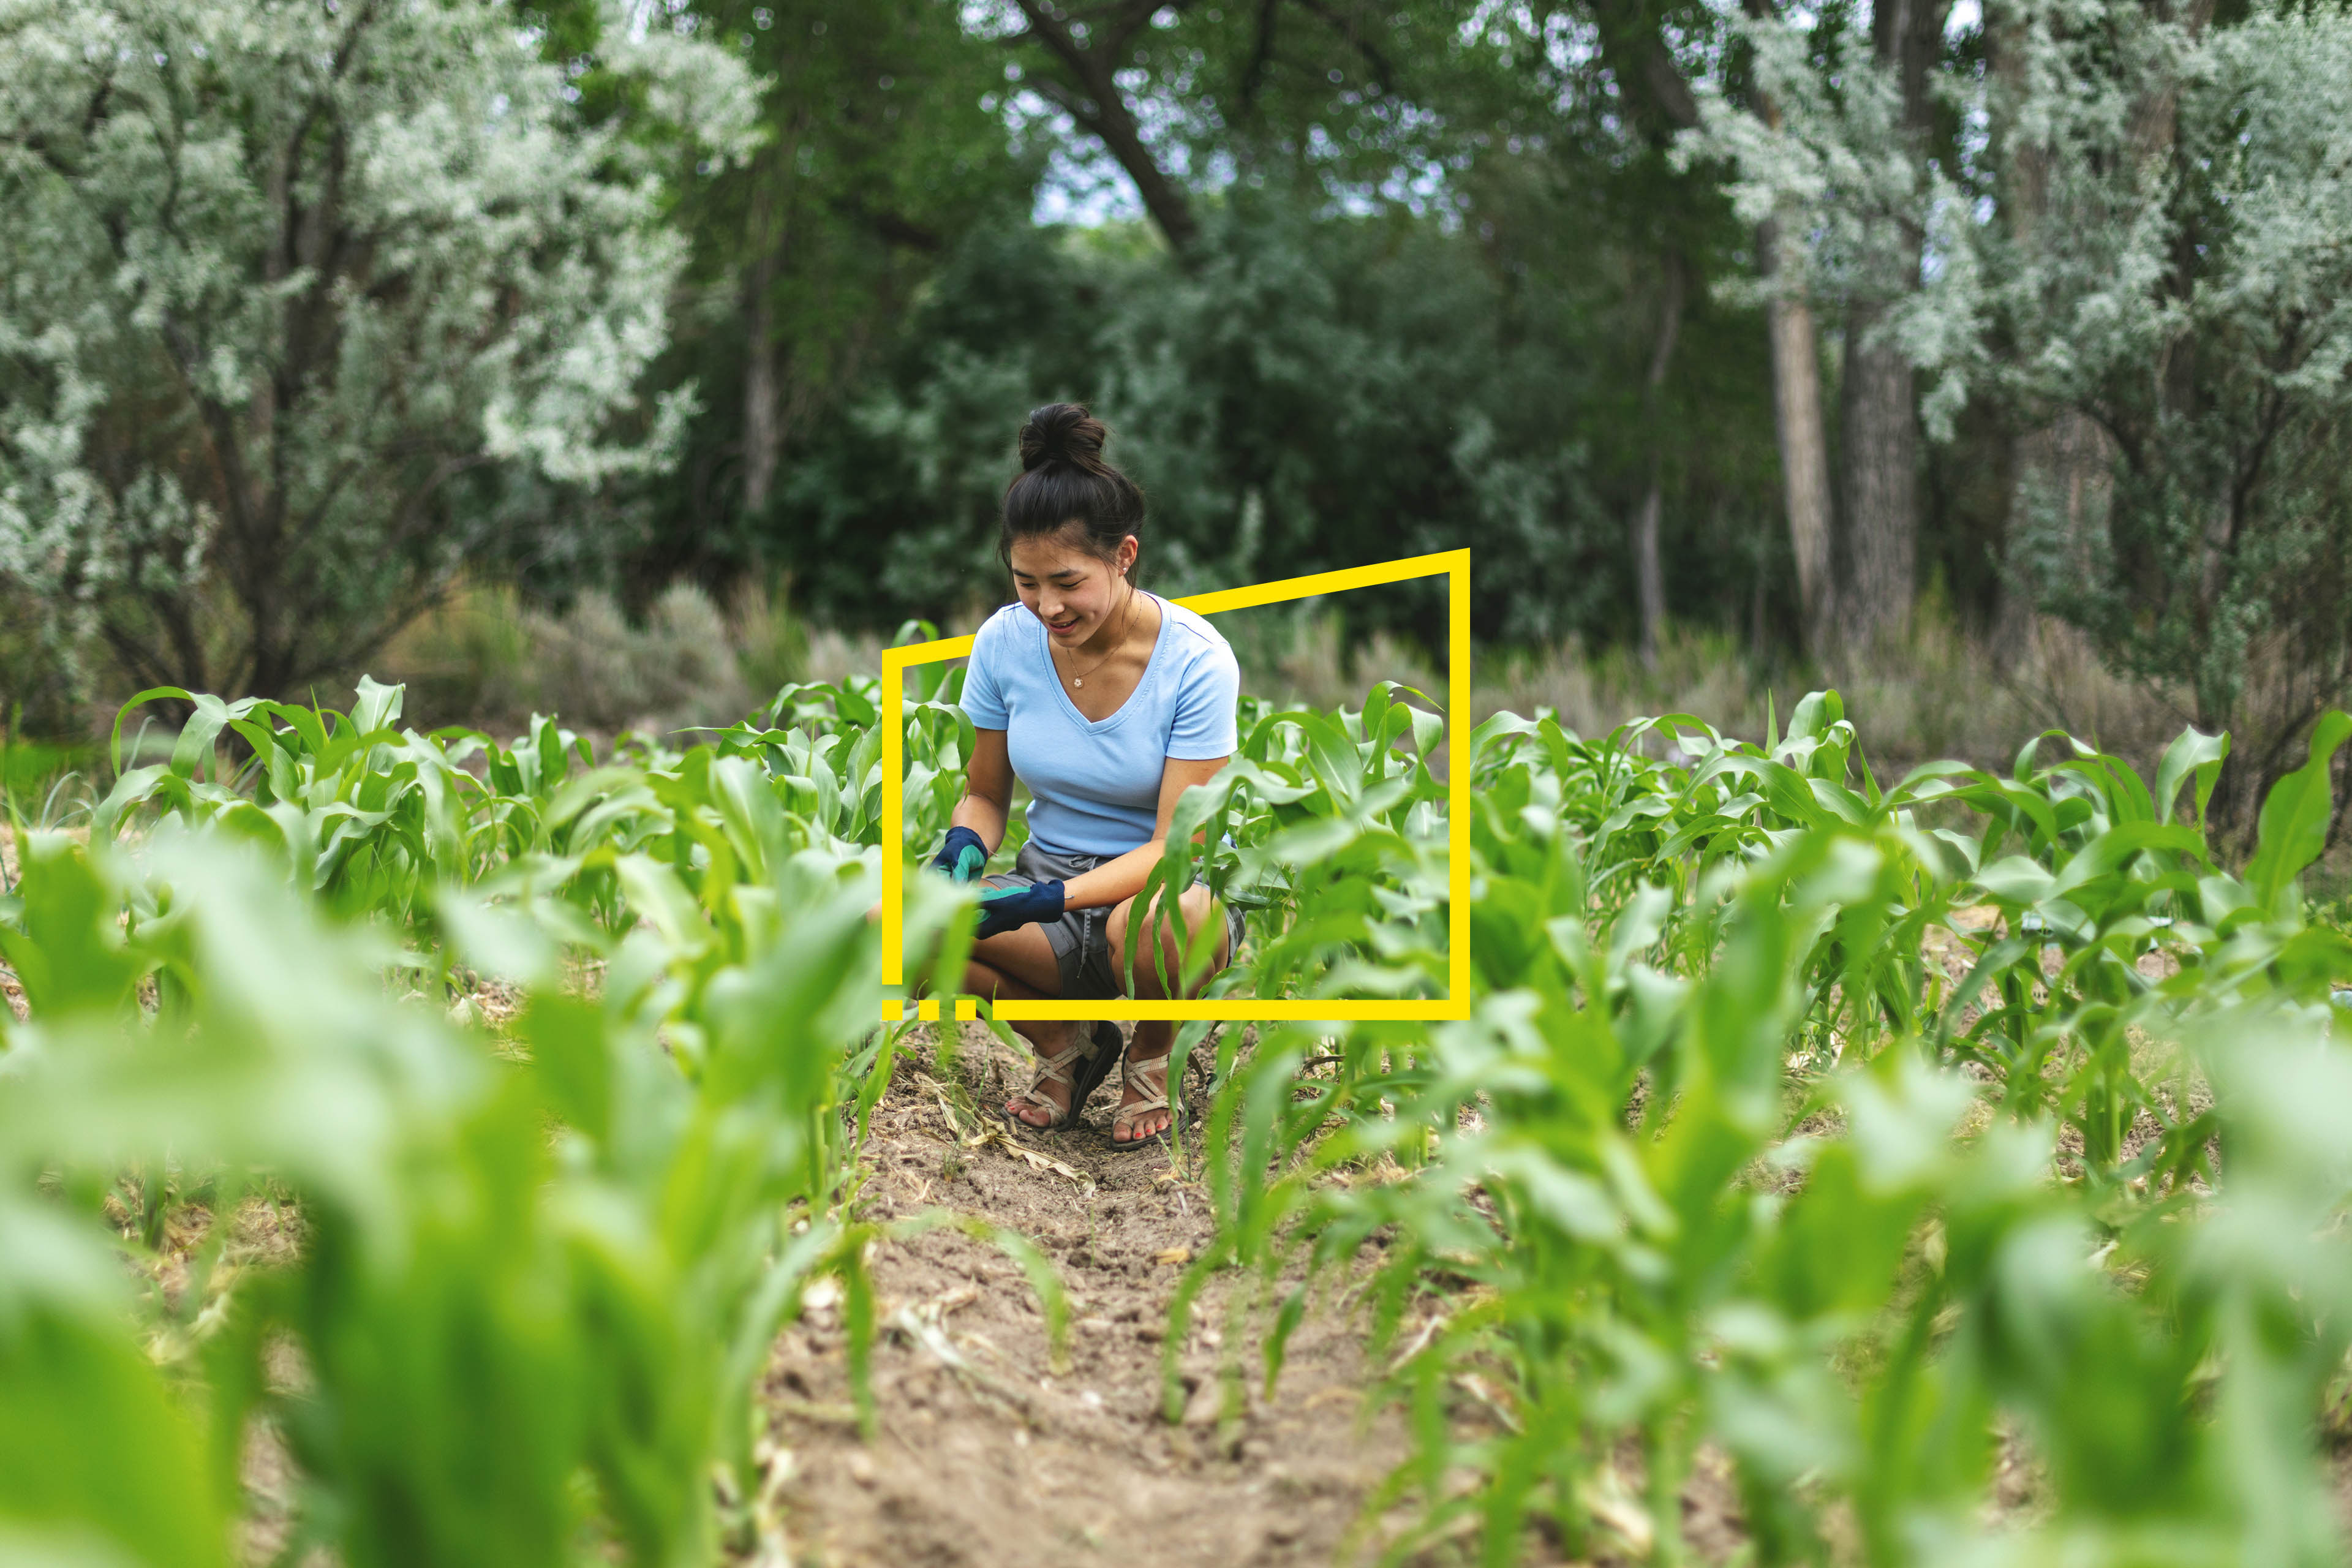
xmin=1058 ymin=586 xmax=1139 ymax=690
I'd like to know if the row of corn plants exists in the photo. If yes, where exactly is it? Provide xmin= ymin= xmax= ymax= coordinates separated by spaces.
xmin=8 ymin=660 xmax=2352 ymax=1566
xmin=0 ymin=672 xmax=1048 ymax=1568
xmin=1167 ymin=691 xmax=2352 ymax=1565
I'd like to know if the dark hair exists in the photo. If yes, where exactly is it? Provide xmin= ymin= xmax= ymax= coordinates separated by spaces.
xmin=1000 ymin=403 xmax=1145 ymax=569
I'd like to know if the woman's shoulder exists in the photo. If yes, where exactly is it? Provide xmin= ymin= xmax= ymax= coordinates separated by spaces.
xmin=1157 ymin=598 xmax=1235 ymax=662
xmin=971 ymin=603 xmax=1032 ymax=656
xmin=1155 ymin=598 xmax=1238 ymax=695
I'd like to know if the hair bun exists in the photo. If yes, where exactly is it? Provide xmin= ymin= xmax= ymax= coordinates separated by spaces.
xmin=1019 ymin=402 xmax=1108 ymax=473
xmin=1001 ymin=401 xmax=1145 ymax=569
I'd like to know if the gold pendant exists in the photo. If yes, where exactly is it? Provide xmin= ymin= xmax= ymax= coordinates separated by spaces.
xmin=1073 ymin=677 xmax=1084 ymax=688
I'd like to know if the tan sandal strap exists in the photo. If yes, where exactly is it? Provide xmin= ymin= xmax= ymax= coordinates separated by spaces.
xmin=1116 ymin=1050 xmax=1174 ymax=1128
xmin=1013 ymin=1033 xmax=1096 ymax=1113
xmin=1037 ymin=1038 xmax=1090 ymax=1084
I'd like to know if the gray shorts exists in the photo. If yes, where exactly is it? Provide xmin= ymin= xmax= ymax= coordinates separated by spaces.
xmin=984 ymin=840 xmax=1246 ymax=1001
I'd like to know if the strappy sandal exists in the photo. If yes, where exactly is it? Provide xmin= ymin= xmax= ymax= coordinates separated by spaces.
xmin=1004 ymin=1022 xmax=1122 ymax=1132
xmin=1110 ymin=1040 xmax=1181 ymax=1148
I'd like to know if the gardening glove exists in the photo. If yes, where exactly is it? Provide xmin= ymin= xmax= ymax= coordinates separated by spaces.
xmin=930 ymin=825 xmax=989 ymax=883
xmin=975 ymin=880 xmax=1065 ymax=941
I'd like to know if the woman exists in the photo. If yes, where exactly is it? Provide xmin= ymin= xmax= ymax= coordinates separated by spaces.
xmin=928 ymin=403 xmax=1242 ymax=1146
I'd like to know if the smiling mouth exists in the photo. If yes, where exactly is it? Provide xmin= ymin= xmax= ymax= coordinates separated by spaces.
xmin=1047 ymin=617 xmax=1082 ymax=635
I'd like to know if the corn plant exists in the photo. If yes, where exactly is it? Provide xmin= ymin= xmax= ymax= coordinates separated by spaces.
xmin=1179 ymin=692 xmax=2352 ymax=1566
xmin=0 ymin=675 xmax=1043 ymax=1567
xmin=12 ymin=668 xmax=2352 ymax=1568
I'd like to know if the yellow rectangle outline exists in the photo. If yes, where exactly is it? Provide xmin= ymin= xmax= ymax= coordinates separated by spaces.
xmin=881 ymin=548 xmax=1470 ymax=1022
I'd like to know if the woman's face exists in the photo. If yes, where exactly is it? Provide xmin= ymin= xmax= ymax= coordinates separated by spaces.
xmin=1008 ymin=527 xmax=1137 ymax=647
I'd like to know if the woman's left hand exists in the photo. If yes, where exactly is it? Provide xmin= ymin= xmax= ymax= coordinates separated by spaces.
xmin=931 ymin=824 xmax=989 ymax=883
xmin=975 ymin=880 xmax=1065 ymax=940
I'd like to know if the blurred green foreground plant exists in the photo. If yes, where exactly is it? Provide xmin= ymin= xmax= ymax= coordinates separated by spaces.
xmin=1178 ymin=694 xmax=2352 ymax=1567
xmin=4 ymin=667 xmax=2352 ymax=1567
xmin=0 ymin=673 xmax=1047 ymax=1568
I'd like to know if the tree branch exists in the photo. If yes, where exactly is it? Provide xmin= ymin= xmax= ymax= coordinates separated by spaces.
xmin=279 ymin=451 xmax=492 ymax=648
xmin=1241 ymin=0 xmax=1280 ymax=108
xmin=1587 ymin=0 xmax=1700 ymax=141
xmin=1011 ymin=0 xmax=1200 ymax=250
xmin=1294 ymin=0 xmax=1397 ymax=95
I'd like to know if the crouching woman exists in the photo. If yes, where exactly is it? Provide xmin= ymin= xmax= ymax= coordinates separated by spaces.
xmin=927 ymin=403 xmax=1242 ymax=1147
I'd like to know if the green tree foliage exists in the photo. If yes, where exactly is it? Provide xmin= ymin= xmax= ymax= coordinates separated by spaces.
xmin=761 ymin=202 xmax=1672 ymax=649
xmin=0 ymin=0 xmax=1823 ymax=708
xmin=0 ymin=0 xmax=753 ymax=701
xmin=969 ymin=0 xmax=1474 ymax=248
xmin=621 ymin=0 xmax=1040 ymax=588
xmin=596 ymin=0 xmax=1788 ymax=662
xmin=9 ymin=0 xmax=2351 ymax=796
xmin=1449 ymin=0 xmax=1784 ymax=661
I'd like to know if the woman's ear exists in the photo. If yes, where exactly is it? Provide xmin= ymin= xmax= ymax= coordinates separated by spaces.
xmin=1118 ymin=535 xmax=1139 ymax=576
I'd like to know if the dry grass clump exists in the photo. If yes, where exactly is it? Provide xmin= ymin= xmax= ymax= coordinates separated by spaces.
xmin=368 ymin=578 xmax=2202 ymax=795
xmin=1241 ymin=603 xmax=2190 ymax=784
xmin=373 ymin=579 xmax=813 ymax=735
xmin=1477 ymin=614 xmax=2188 ymax=780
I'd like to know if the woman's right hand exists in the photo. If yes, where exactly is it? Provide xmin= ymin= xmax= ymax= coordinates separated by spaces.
xmin=976 ymin=880 xmax=1065 ymax=940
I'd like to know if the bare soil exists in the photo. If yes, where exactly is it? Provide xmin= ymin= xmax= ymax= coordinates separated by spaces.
xmin=15 ymin=923 xmax=2350 ymax=1565
xmin=755 ymin=1019 xmax=1438 ymax=1568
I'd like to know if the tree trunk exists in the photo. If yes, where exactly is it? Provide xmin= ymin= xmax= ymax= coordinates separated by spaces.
xmin=1742 ymin=3 xmax=1837 ymax=652
xmin=1838 ymin=0 xmax=1947 ymax=647
xmin=1759 ymin=215 xmax=1835 ymax=651
xmin=742 ymin=303 xmax=780 ymax=518
xmin=740 ymin=127 xmax=798 ymax=518
xmin=1634 ymin=255 xmax=1685 ymax=669
xmin=1996 ymin=409 xmax=2112 ymax=662
xmin=1840 ymin=300 xmax=1918 ymax=644
xmin=1983 ymin=4 xmax=2125 ymax=669
xmin=1985 ymin=9 xmax=2038 ymax=664
xmin=1634 ymin=480 xmax=1666 ymax=670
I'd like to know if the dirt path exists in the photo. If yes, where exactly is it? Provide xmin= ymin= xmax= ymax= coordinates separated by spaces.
xmin=758 ymin=1021 xmax=1423 ymax=1568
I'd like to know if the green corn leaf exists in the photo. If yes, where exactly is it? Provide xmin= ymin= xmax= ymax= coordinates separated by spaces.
xmin=2244 ymin=710 xmax=2352 ymax=913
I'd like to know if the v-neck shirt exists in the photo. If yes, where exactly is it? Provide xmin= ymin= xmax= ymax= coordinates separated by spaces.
xmin=960 ymin=593 xmax=1241 ymax=857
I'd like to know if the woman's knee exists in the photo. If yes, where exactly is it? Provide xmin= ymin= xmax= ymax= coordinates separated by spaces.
xmin=1109 ymin=884 xmax=1213 ymax=941
xmin=1108 ymin=888 xmax=1223 ymax=997
xmin=970 ymin=927 xmax=1061 ymax=995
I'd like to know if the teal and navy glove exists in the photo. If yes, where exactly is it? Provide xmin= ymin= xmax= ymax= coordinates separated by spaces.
xmin=931 ymin=826 xmax=988 ymax=883
xmin=976 ymin=880 xmax=1065 ymax=940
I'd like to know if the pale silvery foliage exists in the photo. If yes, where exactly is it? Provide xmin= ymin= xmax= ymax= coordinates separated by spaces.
xmin=1974 ymin=0 xmax=2352 ymax=767
xmin=0 ymin=0 xmax=756 ymax=697
xmin=1684 ymin=13 xmax=1915 ymax=299
xmin=1680 ymin=6 xmax=1983 ymax=439
xmin=1691 ymin=0 xmax=2352 ymax=792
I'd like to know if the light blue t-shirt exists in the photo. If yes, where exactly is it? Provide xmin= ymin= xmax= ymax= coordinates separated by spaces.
xmin=961 ymin=594 xmax=1241 ymax=858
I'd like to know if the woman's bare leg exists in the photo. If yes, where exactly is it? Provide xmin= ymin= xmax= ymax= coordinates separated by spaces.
xmin=1104 ymin=884 xmax=1229 ymax=1143
xmin=965 ymin=927 xmax=1087 ymax=1128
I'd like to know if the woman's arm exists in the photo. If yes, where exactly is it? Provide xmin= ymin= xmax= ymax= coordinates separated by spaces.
xmin=1059 ymin=754 xmax=1230 ymax=911
xmin=954 ymin=728 xmax=1014 ymax=852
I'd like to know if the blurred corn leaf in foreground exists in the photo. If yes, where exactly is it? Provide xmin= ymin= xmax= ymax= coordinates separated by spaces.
xmin=5 ymin=674 xmax=2352 ymax=1566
